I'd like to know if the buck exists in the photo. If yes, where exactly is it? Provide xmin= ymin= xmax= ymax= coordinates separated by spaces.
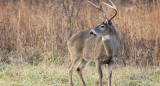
xmin=67 ymin=0 xmax=120 ymax=86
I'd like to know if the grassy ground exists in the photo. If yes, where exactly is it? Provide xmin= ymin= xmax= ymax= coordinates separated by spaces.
xmin=0 ymin=61 xmax=160 ymax=86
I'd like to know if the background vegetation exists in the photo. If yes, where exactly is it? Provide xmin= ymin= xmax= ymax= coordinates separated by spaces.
xmin=0 ymin=0 xmax=159 ymax=65
xmin=0 ymin=0 xmax=159 ymax=85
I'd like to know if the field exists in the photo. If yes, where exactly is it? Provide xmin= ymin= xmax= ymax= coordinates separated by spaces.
xmin=0 ymin=0 xmax=160 ymax=86
xmin=0 ymin=61 xmax=160 ymax=86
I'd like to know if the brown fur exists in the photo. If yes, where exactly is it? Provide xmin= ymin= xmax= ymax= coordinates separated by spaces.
xmin=68 ymin=25 xmax=120 ymax=86
xmin=68 ymin=1 xmax=119 ymax=86
xmin=68 ymin=28 xmax=119 ymax=63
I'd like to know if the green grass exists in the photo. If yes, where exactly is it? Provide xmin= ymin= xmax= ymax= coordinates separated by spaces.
xmin=0 ymin=61 xmax=160 ymax=86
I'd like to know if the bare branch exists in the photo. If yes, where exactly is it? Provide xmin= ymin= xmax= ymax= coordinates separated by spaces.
xmin=62 ymin=0 xmax=68 ymax=16
xmin=66 ymin=0 xmax=70 ymax=17
xmin=71 ymin=0 xmax=76 ymax=17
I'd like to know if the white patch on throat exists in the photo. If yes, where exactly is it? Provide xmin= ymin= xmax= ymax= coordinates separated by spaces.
xmin=102 ymin=35 xmax=110 ymax=40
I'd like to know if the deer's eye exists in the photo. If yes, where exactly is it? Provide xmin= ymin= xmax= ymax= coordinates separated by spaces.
xmin=101 ymin=26 xmax=105 ymax=28
xmin=100 ymin=25 xmax=105 ymax=30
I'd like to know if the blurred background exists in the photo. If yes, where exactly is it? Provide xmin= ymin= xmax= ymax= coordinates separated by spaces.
xmin=0 ymin=0 xmax=159 ymax=66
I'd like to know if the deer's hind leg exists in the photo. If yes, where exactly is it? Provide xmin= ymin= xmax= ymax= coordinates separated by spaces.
xmin=76 ymin=59 xmax=89 ymax=86
xmin=68 ymin=55 xmax=82 ymax=86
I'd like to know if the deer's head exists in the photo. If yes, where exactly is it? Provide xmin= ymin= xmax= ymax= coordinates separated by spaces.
xmin=89 ymin=0 xmax=117 ymax=37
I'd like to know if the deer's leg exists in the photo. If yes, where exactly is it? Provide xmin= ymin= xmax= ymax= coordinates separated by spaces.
xmin=108 ymin=62 xmax=114 ymax=86
xmin=68 ymin=57 xmax=81 ymax=86
xmin=96 ymin=60 xmax=103 ymax=86
xmin=76 ymin=59 xmax=89 ymax=86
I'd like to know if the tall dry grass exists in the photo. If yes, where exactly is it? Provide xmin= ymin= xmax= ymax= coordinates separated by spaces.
xmin=0 ymin=0 xmax=159 ymax=65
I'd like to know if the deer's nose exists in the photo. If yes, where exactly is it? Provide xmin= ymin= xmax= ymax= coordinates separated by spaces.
xmin=89 ymin=31 xmax=96 ymax=36
xmin=89 ymin=31 xmax=94 ymax=35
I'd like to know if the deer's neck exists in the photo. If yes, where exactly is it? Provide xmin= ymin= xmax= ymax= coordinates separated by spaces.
xmin=102 ymin=35 xmax=112 ymax=57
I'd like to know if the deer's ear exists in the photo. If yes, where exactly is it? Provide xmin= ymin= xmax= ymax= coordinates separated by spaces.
xmin=96 ymin=18 xmax=102 ymax=24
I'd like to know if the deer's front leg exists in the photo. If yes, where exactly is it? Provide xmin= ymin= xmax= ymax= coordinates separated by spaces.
xmin=108 ymin=62 xmax=114 ymax=86
xmin=96 ymin=60 xmax=103 ymax=86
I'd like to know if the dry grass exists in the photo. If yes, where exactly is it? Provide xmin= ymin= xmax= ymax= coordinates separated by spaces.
xmin=0 ymin=0 xmax=159 ymax=65
xmin=0 ymin=61 xmax=160 ymax=86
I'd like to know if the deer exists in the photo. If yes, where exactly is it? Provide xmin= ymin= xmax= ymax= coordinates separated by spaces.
xmin=67 ymin=0 xmax=120 ymax=86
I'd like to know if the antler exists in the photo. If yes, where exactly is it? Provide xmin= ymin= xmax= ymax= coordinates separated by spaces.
xmin=88 ymin=0 xmax=117 ymax=21
xmin=88 ymin=0 xmax=108 ymax=19
xmin=103 ymin=0 xmax=117 ymax=20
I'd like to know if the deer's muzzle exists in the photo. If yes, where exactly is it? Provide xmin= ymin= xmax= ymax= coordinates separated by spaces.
xmin=89 ymin=31 xmax=96 ymax=36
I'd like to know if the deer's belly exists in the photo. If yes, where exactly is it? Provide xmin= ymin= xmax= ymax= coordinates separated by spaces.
xmin=83 ymin=52 xmax=110 ymax=62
